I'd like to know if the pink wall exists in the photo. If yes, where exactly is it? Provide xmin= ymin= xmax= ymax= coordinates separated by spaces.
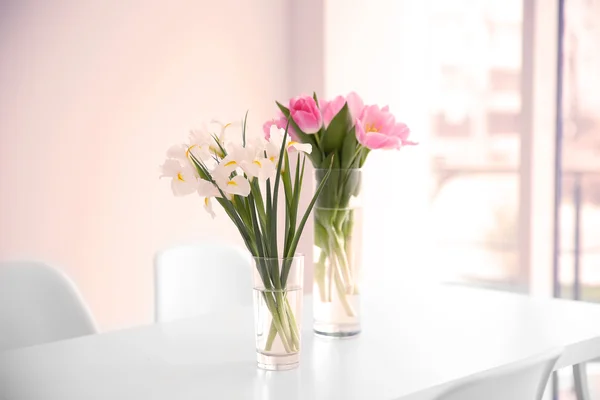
xmin=0 ymin=0 xmax=317 ymax=331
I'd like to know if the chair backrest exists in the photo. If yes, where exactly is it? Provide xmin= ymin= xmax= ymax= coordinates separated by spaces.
xmin=0 ymin=261 xmax=97 ymax=351
xmin=154 ymin=242 xmax=253 ymax=323
xmin=436 ymin=347 xmax=563 ymax=400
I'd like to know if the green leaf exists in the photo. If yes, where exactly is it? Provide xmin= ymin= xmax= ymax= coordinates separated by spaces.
xmin=282 ymin=153 xmax=293 ymax=209
xmin=282 ymin=153 xmax=294 ymax=256
xmin=313 ymin=92 xmax=319 ymax=107
xmin=322 ymin=103 xmax=351 ymax=153
xmin=267 ymin=120 xmax=290 ymax=287
xmin=359 ymin=147 xmax=370 ymax=168
xmin=320 ymin=152 xmax=335 ymax=169
xmin=242 ymin=110 xmax=249 ymax=147
xmin=250 ymin=180 xmax=268 ymax=236
xmin=286 ymin=156 xmax=335 ymax=259
xmin=341 ymin=126 xmax=359 ymax=168
xmin=275 ymin=101 xmax=289 ymax=115
xmin=247 ymin=191 xmax=271 ymax=287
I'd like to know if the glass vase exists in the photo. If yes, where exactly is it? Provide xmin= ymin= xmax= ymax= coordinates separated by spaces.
xmin=253 ymin=255 xmax=304 ymax=371
xmin=313 ymin=168 xmax=362 ymax=337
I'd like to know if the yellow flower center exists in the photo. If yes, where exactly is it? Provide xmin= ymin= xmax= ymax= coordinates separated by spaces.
xmin=177 ymin=172 xmax=185 ymax=182
xmin=269 ymin=156 xmax=276 ymax=162
xmin=227 ymin=180 xmax=238 ymax=186
xmin=253 ymin=160 xmax=262 ymax=167
xmin=287 ymin=141 xmax=298 ymax=148
xmin=224 ymin=160 xmax=237 ymax=167
xmin=204 ymin=197 xmax=209 ymax=206
xmin=365 ymin=123 xmax=379 ymax=133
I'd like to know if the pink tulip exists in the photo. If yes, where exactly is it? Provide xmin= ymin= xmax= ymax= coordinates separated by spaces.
xmin=320 ymin=92 xmax=365 ymax=128
xmin=345 ymin=91 xmax=365 ymax=121
xmin=289 ymin=95 xmax=322 ymax=134
xmin=262 ymin=114 xmax=298 ymax=141
xmin=355 ymin=105 xmax=415 ymax=150
xmin=320 ymin=95 xmax=346 ymax=128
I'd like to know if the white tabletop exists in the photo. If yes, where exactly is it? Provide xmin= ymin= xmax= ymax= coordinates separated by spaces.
xmin=2 ymin=284 xmax=600 ymax=400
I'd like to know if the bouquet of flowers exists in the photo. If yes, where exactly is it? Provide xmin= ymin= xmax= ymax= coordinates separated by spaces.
xmin=160 ymin=116 xmax=332 ymax=367
xmin=265 ymin=92 xmax=415 ymax=335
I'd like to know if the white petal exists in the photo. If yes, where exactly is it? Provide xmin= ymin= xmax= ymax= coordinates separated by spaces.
xmin=224 ymin=175 xmax=251 ymax=197
xmin=197 ymin=179 xmax=219 ymax=197
xmin=166 ymin=144 xmax=188 ymax=161
xmin=203 ymin=197 xmax=216 ymax=219
xmin=189 ymin=126 xmax=212 ymax=146
xmin=187 ymin=144 xmax=211 ymax=162
xmin=265 ymin=141 xmax=281 ymax=162
xmin=211 ymin=165 xmax=231 ymax=188
xmin=269 ymin=125 xmax=285 ymax=144
xmin=288 ymin=141 xmax=312 ymax=154
xmin=159 ymin=159 xmax=182 ymax=178
xmin=258 ymin=158 xmax=276 ymax=181
xmin=240 ymin=160 xmax=260 ymax=179
xmin=210 ymin=120 xmax=241 ymax=143
xmin=220 ymin=155 xmax=240 ymax=174
xmin=171 ymin=176 xmax=198 ymax=197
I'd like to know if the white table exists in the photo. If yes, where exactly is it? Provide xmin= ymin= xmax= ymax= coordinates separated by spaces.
xmin=2 ymin=284 xmax=600 ymax=400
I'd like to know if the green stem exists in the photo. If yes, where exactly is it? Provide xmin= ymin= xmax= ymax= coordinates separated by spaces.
xmin=326 ymin=225 xmax=353 ymax=290
xmin=285 ymin=297 xmax=300 ymax=350
xmin=264 ymin=293 xmax=292 ymax=353
xmin=328 ymin=237 xmax=356 ymax=316
xmin=265 ymin=320 xmax=278 ymax=351
xmin=275 ymin=291 xmax=293 ymax=350
xmin=314 ymin=251 xmax=328 ymax=302
xmin=264 ymin=296 xmax=300 ymax=352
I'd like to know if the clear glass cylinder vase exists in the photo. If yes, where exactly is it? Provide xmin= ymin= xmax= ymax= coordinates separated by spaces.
xmin=253 ymin=255 xmax=304 ymax=371
xmin=313 ymin=168 xmax=362 ymax=337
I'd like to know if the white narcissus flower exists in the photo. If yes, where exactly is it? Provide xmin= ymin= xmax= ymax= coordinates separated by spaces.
xmin=197 ymin=179 xmax=220 ymax=219
xmin=230 ymin=139 xmax=276 ymax=181
xmin=188 ymin=120 xmax=240 ymax=161
xmin=212 ymin=166 xmax=251 ymax=197
xmin=166 ymin=144 xmax=189 ymax=162
xmin=188 ymin=121 xmax=229 ymax=159
xmin=219 ymin=144 xmax=248 ymax=175
xmin=266 ymin=126 xmax=312 ymax=164
xmin=159 ymin=159 xmax=198 ymax=196
xmin=240 ymin=153 xmax=276 ymax=181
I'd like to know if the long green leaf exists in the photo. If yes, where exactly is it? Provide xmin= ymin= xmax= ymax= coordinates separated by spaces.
xmin=283 ymin=153 xmax=298 ymax=256
xmin=242 ymin=110 xmax=249 ymax=147
xmin=267 ymin=119 xmax=290 ymax=287
xmin=250 ymin=180 xmax=268 ymax=233
xmin=285 ymin=156 xmax=334 ymax=259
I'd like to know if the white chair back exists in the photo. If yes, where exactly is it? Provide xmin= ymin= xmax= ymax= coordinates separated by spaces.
xmin=154 ymin=242 xmax=252 ymax=323
xmin=0 ymin=261 xmax=97 ymax=351
xmin=436 ymin=347 xmax=563 ymax=400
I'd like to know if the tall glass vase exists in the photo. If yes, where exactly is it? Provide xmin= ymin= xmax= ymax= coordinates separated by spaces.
xmin=253 ymin=255 xmax=304 ymax=371
xmin=313 ymin=168 xmax=362 ymax=337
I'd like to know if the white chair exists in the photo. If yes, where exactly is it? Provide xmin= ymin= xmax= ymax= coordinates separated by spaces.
xmin=154 ymin=242 xmax=253 ymax=323
xmin=573 ymin=363 xmax=592 ymax=400
xmin=0 ymin=261 xmax=97 ymax=351
xmin=433 ymin=347 xmax=563 ymax=400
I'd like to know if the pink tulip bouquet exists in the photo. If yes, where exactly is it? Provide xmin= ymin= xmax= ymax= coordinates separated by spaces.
xmin=265 ymin=92 xmax=415 ymax=336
